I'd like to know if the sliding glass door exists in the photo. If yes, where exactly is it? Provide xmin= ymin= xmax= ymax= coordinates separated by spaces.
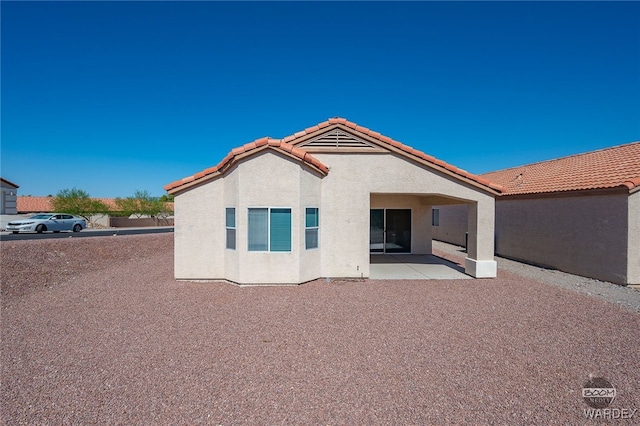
xmin=369 ymin=209 xmax=411 ymax=253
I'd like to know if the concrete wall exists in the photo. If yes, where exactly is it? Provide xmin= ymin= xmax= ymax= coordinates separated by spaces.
xmin=628 ymin=191 xmax=640 ymax=285
xmin=434 ymin=192 xmax=635 ymax=285
xmin=109 ymin=217 xmax=174 ymax=227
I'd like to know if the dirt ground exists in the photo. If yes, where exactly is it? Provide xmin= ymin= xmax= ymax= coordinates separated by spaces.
xmin=2 ymin=234 xmax=639 ymax=424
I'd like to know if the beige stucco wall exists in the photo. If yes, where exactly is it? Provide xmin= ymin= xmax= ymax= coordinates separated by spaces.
xmin=432 ymin=204 xmax=468 ymax=246
xmin=628 ymin=191 xmax=639 ymax=285
xmin=173 ymin=150 xmax=497 ymax=284
xmin=174 ymin=151 xmax=322 ymax=284
xmin=230 ymin=151 xmax=322 ymax=284
xmin=495 ymin=194 xmax=629 ymax=284
xmin=174 ymin=177 xmax=225 ymax=280
xmin=435 ymin=192 xmax=634 ymax=284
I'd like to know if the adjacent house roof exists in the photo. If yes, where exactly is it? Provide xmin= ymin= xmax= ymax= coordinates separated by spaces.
xmin=1 ymin=178 xmax=19 ymax=188
xmin=482 ymin=141 xmax=640 ymax=195
xmin=165 ymin=117 xmax=504 ymax=194
xmin=17 ymin=196 xmax=119 ymax=213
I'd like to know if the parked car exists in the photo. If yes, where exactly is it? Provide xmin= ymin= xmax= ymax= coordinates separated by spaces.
xmin=6 ymin=213 xmax=87 ymax=234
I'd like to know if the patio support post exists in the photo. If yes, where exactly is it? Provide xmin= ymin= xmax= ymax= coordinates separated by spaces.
xmin=464 ymin=200 xmax=497 ymax=278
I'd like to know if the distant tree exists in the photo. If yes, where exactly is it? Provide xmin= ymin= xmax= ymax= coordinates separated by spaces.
xmin=52 ymin=188 xmax=110 ymax=222
xmin=115 ymin=190 xmax=173 ymax=219
xmin=159 ymin=194 xmax=174 ymax=202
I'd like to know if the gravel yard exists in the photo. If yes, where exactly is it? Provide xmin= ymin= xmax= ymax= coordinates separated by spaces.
xmin=2 ymin=234 xmax=639 ymax=424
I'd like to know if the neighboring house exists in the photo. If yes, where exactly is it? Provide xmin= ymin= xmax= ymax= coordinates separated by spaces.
xmin=0 ymin=178 xmax=19 ymax=215
xmin=165 ymin=117 xmax=503 ymax=285
xmin=16 ymin=196 xmax=173 ymax=227
xmin=432 ymin=142 xmax=640 ymax=285
xmin=17 ymin=196 xmax=116 ymax=227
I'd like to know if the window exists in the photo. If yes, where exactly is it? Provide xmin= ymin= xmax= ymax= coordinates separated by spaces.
xmin=248 ymin=208 xmax=291 ymax=252
xmin=226 ymin=208 xmax=236 ymax=250
xmin=432 ymin=208 xmax=440 ymax=227
xmin=305 ymin=208 xmax=319 ymax=249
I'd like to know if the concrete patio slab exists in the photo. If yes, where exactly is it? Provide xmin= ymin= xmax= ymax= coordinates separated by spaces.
xmin=369 ymin=254 xmax=471 ymax=279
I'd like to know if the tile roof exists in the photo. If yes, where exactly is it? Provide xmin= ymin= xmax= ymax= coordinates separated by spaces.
xmin=481 ymin=141 xmax=640 ymax=195
xmin=17 ymin=196 xmax=119 ymax=213
xmin=17 ymin=196 xmax=54 ymax=212
xmin=165 ymin=118 xmax=504 ymax=194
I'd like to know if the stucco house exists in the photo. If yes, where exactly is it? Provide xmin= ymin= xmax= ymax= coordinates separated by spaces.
xmin=432 ymin=142 xmax=640 ymax=285
xmin=165 ymin=118 xmax=503 ymax=285
xmin=0 ymin=178 xmax=19 ymax=215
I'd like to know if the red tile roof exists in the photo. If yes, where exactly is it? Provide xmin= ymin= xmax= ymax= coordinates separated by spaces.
xmin=481 ymin=141 xmax=640 ymax=195
xmin=17 ymin=196 xmax=119 ymax=213
xmin=17 ymin=196 xmax=54 ymax=213
xmin=165 ymin=118 xmax=504 ymax=194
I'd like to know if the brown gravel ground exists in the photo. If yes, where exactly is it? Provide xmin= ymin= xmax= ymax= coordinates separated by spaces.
xmin=2 ymin=234 xmax=639 ymax=425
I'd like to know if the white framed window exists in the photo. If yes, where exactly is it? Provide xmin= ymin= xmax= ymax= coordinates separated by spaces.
xmin=248 ymin=208 xmax=291 ymax=252
xmin=305 ymin=208 xmax=319 ymax=249
xmin=226 ymin=208 xmax=236 ymax=250
xmin=432 ymin=208 xmax=440 ymax=227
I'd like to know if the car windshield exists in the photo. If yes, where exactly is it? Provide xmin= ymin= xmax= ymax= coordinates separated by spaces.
xmin=29 ymin=214 xmax=54 ymax=219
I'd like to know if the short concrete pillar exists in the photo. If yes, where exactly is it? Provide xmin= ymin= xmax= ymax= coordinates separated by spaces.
xmin=465 ymin=200 xmax=497 ymax=278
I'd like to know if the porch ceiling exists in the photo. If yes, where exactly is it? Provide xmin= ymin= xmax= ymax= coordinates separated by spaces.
xmin=370 ymin=193 xmax=471 ymax=205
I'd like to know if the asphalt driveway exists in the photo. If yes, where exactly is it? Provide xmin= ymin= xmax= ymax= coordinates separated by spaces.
xmin=2 ymin=234 xmax=639 ymax=424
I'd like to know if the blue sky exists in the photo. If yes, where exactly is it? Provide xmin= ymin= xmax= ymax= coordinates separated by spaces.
xmin=2 ymin=1 xmax=639 ymax=198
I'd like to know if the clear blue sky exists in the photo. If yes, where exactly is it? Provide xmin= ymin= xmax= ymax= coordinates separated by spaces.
xmin=2 ymin=1 xmax=639 ymax=198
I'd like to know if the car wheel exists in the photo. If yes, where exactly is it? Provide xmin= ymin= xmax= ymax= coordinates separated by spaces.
xmin=36 ymin=224 xmax=47 ymax=233
xmin=73 ymin=224 xmax=82 ymax=232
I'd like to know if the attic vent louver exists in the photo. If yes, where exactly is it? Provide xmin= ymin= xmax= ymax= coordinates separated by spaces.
xmin=300 ymin=128 xmax=380 ymax=150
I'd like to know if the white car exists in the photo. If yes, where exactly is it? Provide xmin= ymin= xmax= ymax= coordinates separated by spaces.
xmin=6 ymin=213 xmax=87 ymax=234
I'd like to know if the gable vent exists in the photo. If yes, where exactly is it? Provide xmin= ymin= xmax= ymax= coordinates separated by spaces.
xmin=299 ymin=129 xmax=384 ymax=151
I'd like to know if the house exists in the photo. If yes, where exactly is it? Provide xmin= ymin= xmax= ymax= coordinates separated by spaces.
xmin=165 ymin=118 xmax=503 ymax=285
xmin=432 ymin=142 xmax=640 ymax=285
xmin=0 ymin=178 xmax=19 ymax=215
xmin=16 ymin=196 xmax=173 ymax=227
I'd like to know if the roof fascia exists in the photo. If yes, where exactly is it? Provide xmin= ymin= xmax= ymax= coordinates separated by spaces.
xmin=499 ymin=186 xmax=630 ymax=200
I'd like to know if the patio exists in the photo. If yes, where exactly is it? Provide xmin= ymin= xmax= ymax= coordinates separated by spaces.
xmin=369 ymin=254 xmax=470 ymax=279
